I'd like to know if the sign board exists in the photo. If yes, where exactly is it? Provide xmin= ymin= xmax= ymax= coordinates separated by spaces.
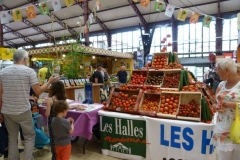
xmin=100 ymin=115 xmax=147 ymax=160
xmin=145 ymin=117 xmax=215 ymax=160
xmin=74 ymin=88 xmax=85 ymax=101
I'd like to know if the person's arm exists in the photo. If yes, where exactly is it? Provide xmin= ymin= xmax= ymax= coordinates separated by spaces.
xmin=67 ymin=117 xmax=74 ymax=134
xmin=0 ymin=83 xmax=3 ymax=123
xmin=45 ymin=98 xmax=53 ymax=117
xmin=94 ymin=72 xmax=98 ymax=83
xmin=32 ymin=75 xmax=59 ymax=96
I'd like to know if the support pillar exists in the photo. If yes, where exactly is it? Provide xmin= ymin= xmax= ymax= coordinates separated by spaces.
xmin=172 ymin=18 xmax=178 ymax=52
xmin=0 ymin=4 xmax=3 ymax=47
xmin=216 ymin=0 xmax=222 ymax=53
xmin=84 ymin=0 xmax=90 ymax=46
xmin=107 ymin=33 xmax=112 ymax=50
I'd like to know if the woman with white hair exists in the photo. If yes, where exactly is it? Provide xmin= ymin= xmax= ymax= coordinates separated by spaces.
xmin=212 ymin=58 xmax=240 ymax=160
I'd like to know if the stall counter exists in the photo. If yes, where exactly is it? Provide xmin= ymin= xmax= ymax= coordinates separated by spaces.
xmin=98 ymin=110 xmax=216 ymax=160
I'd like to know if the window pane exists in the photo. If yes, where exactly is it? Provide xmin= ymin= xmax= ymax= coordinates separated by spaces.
xmin=196 ymin=43 xmax=202 ymax=52
xmin=190 ymin=43 xmax=195 ymax=52
xmin=189 ymin=24 xmax=196 ymax=41
xmin=230 ymin=40 xmax=237 ymax=50
xmin=133 ymin=30 xmax=140 ymax=47
xmin=178 ymin=25 xmax=183 ymax=42
xmin=222 ymin=19 xmax=230 ymax=40
xmin=196 ymin=23 xmax=202 ymax=42
xmin=210 ymin=42 xmax=215 ymax=52
xmin=183 ymin=24 xmax=189 ymax=41
xmin=222 ymin=41 xmax=229 ymax=51
xmin=203 ymin=42 xmax=209 ymax=52
xmin=183 ymin=43 xmax=189 ymax=53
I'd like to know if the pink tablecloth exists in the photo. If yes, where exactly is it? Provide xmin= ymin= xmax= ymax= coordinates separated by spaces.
xmin=39 ymin=103 xmax=102 ymax=140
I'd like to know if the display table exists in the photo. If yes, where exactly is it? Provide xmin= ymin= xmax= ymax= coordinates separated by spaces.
xmin=39 ymin=103 xmax=102 ymax=140
xmin=98 ymin=110 xmax=215 ymax=160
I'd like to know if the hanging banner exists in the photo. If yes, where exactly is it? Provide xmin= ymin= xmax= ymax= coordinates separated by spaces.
xmin=237 ymin=13 xmax=240 ymax=30
xmin=0 ymin=48 xmax=14 ymax=60
xmin=133 ymin=0 xmax=138 ymax=2
xmin=203 ymin=16 xmax=212 ymax=28
xmin=140 ymin=0 xmax=150 ymax=8
xmin=26 ymin=6 xmax=37 ymax=19
xmin=51 ymin=0 xmax=61 ymax=11
xmin=165 ymin=4 xmax=175 ymax=17
xmin=39 ymin=2 xmax=50 ymax=15
xmin=96 ymin=0 xmax=102 ymax=11
xmin=154 ymin=1 xmax=164 ymax=12
xmin=89 ymin=13 xmax=94 ymax=24
xmin=189 ymin=12 xmax=200 ymax=24
xmin=79 ymin=0 xmax=84 ymax=2
xmin=177 ymin=9 xmax=188 ymax=21
xmin=0 ymin=11 xmax=9 ymax=24
xmin=12 ymin=9 xmax=23 ymax=22
xmin=64 ymin=0 xmax=74 ymax=7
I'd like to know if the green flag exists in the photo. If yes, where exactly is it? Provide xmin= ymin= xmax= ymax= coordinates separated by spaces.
xmin=203 ymin=16 xmax=212 ymax=28
xmin=39 ymin=2 xmax=50 ymax=15
xmin=154 ymin=1 xmax=163 ymax=12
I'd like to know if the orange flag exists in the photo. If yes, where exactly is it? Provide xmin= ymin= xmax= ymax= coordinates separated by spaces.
xmin=189 ymin=12 xmax=200 ymax=24
xmin=26 ymin=6 xmax=36 ymax=19
xmin=140 ymin=0 xmax=150 ymax=8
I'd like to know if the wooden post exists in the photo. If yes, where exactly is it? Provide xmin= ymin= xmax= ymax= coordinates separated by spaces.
xmin=84 ymin=0 xmax=89 ymax=46
xmin=0 ymin=4 xmax=3 ymax=47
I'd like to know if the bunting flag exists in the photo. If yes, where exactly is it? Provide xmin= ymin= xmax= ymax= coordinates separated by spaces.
xmin=26 ymin=6 xmax=37 ymax=19
xmin=165 ymin=4 xmax=175 ymax=17
xmin=13 ymin=9 xmax=23 ymax=22
xmin=52 ymin=0 xmax=61 ymax=11
xmin=96 ymin=0 xmax=102 ymax=11
xmin=89 ymin=13 xmax=94 ymax=24
xmin=79 ymin=0 xmax=84 ymax=2
xmin=237 ymin=13 xmax=240 ymax=30
xmin=140 ymin=0 xmax=150 ymax=8
xmin=0 ymin=11 xmax=9 ymax=24
xmin=39 ymin=2 xmax=50 ymax=15
xmin=93 ymin=8 xmax=96 ymax=16
xmin=64 ymin=0 xmax=74 ymax=7
xmin=154 ymin=1 xmax=164 ymax=12
xmin=133 ymin=0 xmax=138 ymax=2
xmin=202 ymin=15 xmax=212 ymax=28
xmin=177 ymin=9 xmax=188 ymax=21
xmin=189 ymin=12 xmax=200 ymax=24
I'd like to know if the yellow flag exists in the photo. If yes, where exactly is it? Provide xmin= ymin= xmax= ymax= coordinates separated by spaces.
xmin=177 ymin=9 xmax=188 ymax=21
xmin=189 ymin=12 xmax=200 ymax=24
xmin=64 ymin=0 xmax=74 ymax=7
xmin=133 ymin=0 xmax=138 ymax=2
xmin=13 ymin=9 xmax=22 ymax=22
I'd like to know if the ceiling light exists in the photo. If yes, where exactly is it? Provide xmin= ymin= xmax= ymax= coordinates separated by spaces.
xmin=92 ymin=56 xmax=95 ymax=59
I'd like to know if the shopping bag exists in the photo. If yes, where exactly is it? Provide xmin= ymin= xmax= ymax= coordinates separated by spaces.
xmin=230 ymin=102 xmax=240 ymax=143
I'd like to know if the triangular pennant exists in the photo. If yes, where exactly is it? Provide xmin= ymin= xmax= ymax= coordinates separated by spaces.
xmin=203 ymin=15 xmax=212 ymax=28
xmin=140 ymin=0 xmax=150 ymax=8
xmin=165 ymin=4 xmax=175 ymax=17
xmin=93 ymin=8 xmax=96 ymax=16
xmin=237 ymin=13 xmax=240 ymax=30
xmin=189 ymin=12 xmax=200 ymax=24
xmin=39 ymin=2 xmax=50 ymax=15
xmin=0 ymin=11 xmax=9 ymax=24
xmin=64 ymin=0 xmax=74 ymax=7
xmin=133 ymin=0 xmax=138 ymax=2
xmin=96 ymin=0 xmax=102 ymax=11
xmin=177 ymin=9 xmax=188 ymax=21
xmin=154 ymin=1 xmax=164 ymax=12
xmin=52 ymin=0 xmax=61 ymax=12
xmin=26 ymin=6 xmax=37 ymax=19
xmin=13 ymin=9 xmax=23 ymax=22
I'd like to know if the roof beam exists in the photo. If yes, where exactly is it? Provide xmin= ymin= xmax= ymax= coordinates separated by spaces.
xmin=5 ymin=0 xmax=229 ymax=34
xmin=3 ymin=25 xmax=34 ymax=45
xmin=28 ymin=0 xmax=78 ymax=39
xmin=4 ymin=38 xmax=17 ymax=48
xmin=76 ymin=0 xmax=111 ymax=37
xmin=127 ymin=0 xmax=149 ymax=33
xmin=2 ymin=5 xmax=55 ymax=44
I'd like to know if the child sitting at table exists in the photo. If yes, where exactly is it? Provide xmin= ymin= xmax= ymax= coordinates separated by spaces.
xmin=52 ymin=100 xmax=74 ymax=160
xmin=46 ymin=81 xmax=67 ymax=160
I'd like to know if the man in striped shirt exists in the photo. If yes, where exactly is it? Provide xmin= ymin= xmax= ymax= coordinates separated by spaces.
xmin=0 ymin=50 xmax=59 ymax=160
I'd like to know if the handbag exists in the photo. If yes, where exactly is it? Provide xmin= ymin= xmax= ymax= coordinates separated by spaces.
xmin=230 ymin=102 xmax=240 ymax=143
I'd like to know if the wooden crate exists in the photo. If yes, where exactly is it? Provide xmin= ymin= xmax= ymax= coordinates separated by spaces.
xmin=145 ymin=70 xmax=164 ymax=87
xmin=161 ymin=69 xmax=181 ymax=91
xmin=151 ymin=52 xmax=169 ymax=70
xmin=177 ymin=92 xmax=202 ymax=122
xmin=106 ymin=87 xmax=143 ymax=114
xmin=128 ymin=69 xmax=149 ymax=85
xmin=138 ymin=91 xmax=161 ymax=117
xmin=156 ymin=91 xmax=180 ymax=119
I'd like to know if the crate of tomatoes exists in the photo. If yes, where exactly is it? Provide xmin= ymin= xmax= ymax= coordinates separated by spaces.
xmin=161 ymin=69 xmax=181 ymax=91
xmin=151 ymin=52 xmax=168 ymax=69
xmin=128 ymin=69 xmax=148 ymax=85
xmin=105 ymin=87 xmax=143 ymax=113
xmin=177 ymin=92 xmax=202 ymax=121
xmin=145 ymin=70 xmax=164 ymax=87
xmin=138 ymin=91 xmax=161 ymax=117
xmin=157 ymin=92 xmax=180 ymax=119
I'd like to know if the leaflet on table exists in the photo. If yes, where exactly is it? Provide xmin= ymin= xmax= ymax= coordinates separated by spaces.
xmin=69 ymin=103 xmax=102 ymax=112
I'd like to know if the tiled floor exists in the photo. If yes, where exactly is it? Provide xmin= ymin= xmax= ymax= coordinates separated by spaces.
xmin=0 ymin=136 xmax=121 ymax=160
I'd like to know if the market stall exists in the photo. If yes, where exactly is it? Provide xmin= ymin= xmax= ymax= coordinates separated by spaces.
xmin=99 ymin=52 xmax=216 ymax=160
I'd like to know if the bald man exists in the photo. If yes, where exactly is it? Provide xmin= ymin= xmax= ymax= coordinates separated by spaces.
xmin=116 ymin=66 xmax=128 ymax=84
